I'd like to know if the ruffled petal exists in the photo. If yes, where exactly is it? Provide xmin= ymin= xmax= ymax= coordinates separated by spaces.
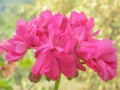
xmin=55 ymin=52 xmax=76 ymax=78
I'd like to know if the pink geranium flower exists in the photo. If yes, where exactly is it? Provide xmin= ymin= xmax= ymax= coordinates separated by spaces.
xmin=5 ymin=38 xmax=27 ymax=61
xmin=32 ymin=13 xmax=85 ymax=80
xmin=76 ymin=39 xmax=118 ymax=81
xmin=69 ymin=11 xmax=99 ymax=45
xmin=5 ymin=10 xmax=118 ymax=82
xmin=6 ymin=19 xmax=40 ymax=61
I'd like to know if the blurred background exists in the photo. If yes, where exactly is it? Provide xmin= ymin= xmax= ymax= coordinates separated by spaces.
xmin=0 ymin=0 xmax=120 ymax=90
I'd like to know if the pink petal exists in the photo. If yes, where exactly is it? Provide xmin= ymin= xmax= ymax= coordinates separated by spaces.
xmin=46 ymin=52 xmax=60 ymax=80
xmin=55 ymin=52 xmax=76 ymax=78
xmin=15 ymin=42 xmax=27 ymax=53
xmin=39 ymin=10 xmax=52 ymax=26
xmin=32 ymin=54 xmax=46 ymax=75
xmin=17 ymin=19 xmax=26 ymax=28
xmin=32 ymin=50 xmax=60 ymax=80
xmin=69 ymin=11 xmax=87 ymax=25
xmin=74 ymin=26 xmax=86 ymax=41
xmin=6 ymin=52 xmax=24 ymax=62
xmin=86 ymin=17 xmax=94 ymax=32
xmin=91 ymin=30 xmax=100 ymax=37
xmin=97 ymin=60 xmax=110 ymax=81
xmin=0 ymin=46 xmax=4 ymax=54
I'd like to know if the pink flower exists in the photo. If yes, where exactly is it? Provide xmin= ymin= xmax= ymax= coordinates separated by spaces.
xmin=0 ymin=41 xmax=7 ymax=54
xmin=69 ymin=11 xmax=99 ymax=45
xmin=32 ymin=49 xmax=85 ymax=80
xmin=31 ymin=13 xmax=85 ymax=80
xmin=4 ymin=10 xmax=118 ymax=81
xmin=6 ymin=19 xmax=40 ymax=62
xmin=5 ymin=38 xmax=27 ymax=61
xmin=76 ymin=39 xmax=118 ymax=81
xmin=69 ymin=11 xmax=94 ymax=32
xmin=38 ymin=10 xmax=52 ymax=28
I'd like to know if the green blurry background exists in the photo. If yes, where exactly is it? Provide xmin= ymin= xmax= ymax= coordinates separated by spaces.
xmin=0 ymin=0 xmax=120 ymax=90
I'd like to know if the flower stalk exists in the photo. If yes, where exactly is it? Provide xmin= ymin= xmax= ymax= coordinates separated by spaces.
xmin=54 ymin=75 xmax=61 ymax=90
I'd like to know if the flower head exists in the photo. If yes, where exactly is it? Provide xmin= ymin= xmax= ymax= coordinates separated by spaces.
xmin=4 ymin=10 xmax=118 ymax=81
xmin=76 ymin=39 xmax=118 ymax=81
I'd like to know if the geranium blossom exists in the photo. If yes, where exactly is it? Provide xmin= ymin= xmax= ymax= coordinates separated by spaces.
xmin=32 ymin=13 xmax=85 ymax=80
xmin=6 ymin=19 xmax=40 ymax=61
xmin=4 ymin=10 xmax=118 ymax=82
xmin=76 ymin=39 xmax=117 ymax=81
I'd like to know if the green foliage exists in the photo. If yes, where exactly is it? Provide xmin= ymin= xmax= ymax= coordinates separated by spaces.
xmin=0 ymin=56 xmax=5 ymax=66
xmin=18 ymin=57 xmax=34 ymax=69
xmin=17 ymin=50 xmax=34 ymax=69
xmin=0 ymin=79 xmax=13 ymax=90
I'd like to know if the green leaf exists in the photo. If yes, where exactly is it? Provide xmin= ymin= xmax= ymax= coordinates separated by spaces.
xmin=17 ymin=50 xmax=34 ymax=68
xmin=0 ymin=79 xmax=13 ymax=90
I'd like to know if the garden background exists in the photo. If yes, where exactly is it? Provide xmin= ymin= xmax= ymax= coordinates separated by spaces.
xmin=0 ymin=0 xmax=120 ymax=90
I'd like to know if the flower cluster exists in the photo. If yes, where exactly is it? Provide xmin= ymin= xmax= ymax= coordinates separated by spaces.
xmin=5 ymin=10 xmax=118 ymax=82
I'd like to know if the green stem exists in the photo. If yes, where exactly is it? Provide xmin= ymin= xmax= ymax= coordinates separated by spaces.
xmin=54 ymin=75 xmax=61 ymax=90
